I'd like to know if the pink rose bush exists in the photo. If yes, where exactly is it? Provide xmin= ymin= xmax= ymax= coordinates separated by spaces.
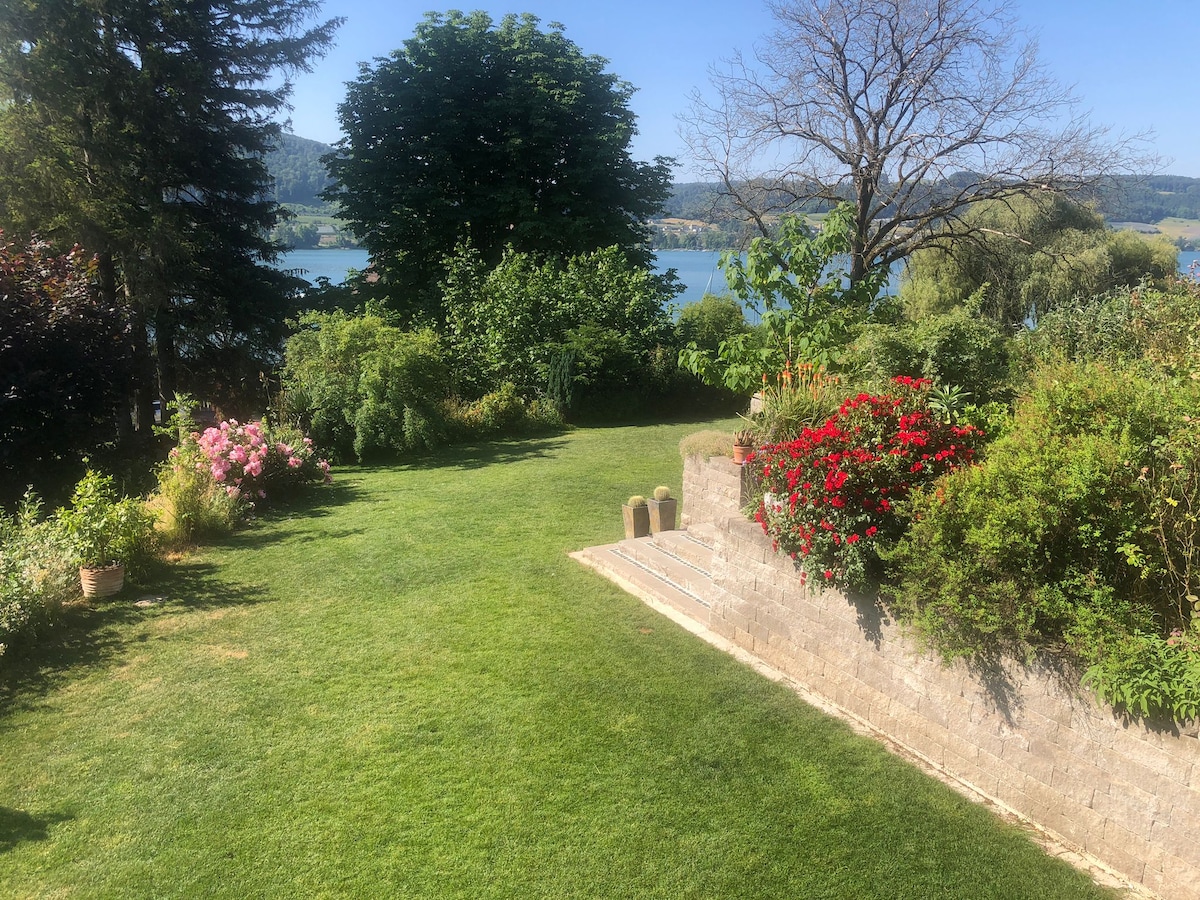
xmin=185 ymin=418 xmax=331 ymax=506
xmin=158 ymin=416 xmax=331 ymax=543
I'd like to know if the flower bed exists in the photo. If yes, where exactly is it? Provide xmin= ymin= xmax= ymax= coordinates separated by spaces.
xmin=184 ymin=418 xmax=331 ymax=507
xmin=749 ymin=376 xmax=980 ymax=590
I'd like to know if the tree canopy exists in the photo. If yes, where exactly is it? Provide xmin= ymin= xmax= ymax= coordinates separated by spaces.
xmin=0 ymin=236 xmax=137 ymax=503
xmin=902 ymin=194 xmax=1179 ymax=325
xmin=0 ymin=0 xmax=339 ymax=425
xmin=684 ymin=0 xmax=1154 ymax=284
xmin=325 ymin=11 xmax=673 ymax=320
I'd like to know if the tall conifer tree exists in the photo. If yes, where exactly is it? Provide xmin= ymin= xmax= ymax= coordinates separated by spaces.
xmin=0 ymin=0 xmax=340 ymax=425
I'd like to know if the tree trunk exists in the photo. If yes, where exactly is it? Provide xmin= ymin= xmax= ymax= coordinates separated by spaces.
xmin=154 ymin=306 xmax=178 ymax=409
xmin=124 ymin=275 xmax=156 ymax=438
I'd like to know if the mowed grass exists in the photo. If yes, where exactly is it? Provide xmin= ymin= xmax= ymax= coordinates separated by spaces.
xmin=0 ymin=421 xmax=1118 ymax=899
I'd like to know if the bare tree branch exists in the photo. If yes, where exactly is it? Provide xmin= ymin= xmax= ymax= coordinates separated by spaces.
xmin=681 ymin=0 xmax=1159 ymax=283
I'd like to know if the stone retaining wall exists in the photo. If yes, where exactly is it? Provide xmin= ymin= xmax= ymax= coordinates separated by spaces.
xmin=686 ymin=454 xmax=1200 ymax=900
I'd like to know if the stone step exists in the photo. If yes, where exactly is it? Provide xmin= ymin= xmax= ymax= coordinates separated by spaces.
xmin=619 ymin=538 xmax=711 ymax=599
xmin=571 ymin=541 xmax=712 ymax=625
xmin=682 ymin=522 xmax=720 ymax=547
xmin=652 ymin=526 xmax=716 ymax=571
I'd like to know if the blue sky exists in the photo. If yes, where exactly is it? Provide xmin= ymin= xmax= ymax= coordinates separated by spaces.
xmin=283 ymin=1 xmax=1200 ymax=179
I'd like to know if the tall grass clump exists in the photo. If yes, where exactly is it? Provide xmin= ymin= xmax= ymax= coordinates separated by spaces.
xmin=0 ymin=492 xmax=77 ymax=658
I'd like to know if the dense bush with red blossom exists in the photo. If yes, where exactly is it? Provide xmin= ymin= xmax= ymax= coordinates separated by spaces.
xmin=749 ymin=376 xmax=981 ymax=590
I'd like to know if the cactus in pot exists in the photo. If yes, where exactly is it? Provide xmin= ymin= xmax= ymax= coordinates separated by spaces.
xmin=622 ymin=494 xmax=651 ymax=539
xmin=647 ymin=485 xmax=677 ymax=533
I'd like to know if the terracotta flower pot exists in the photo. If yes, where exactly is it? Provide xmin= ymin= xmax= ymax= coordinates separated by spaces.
xmin=80 ymin=564 xmax=125 ymax=599
xmin=732 ymin=444 xmax=753 ymax=464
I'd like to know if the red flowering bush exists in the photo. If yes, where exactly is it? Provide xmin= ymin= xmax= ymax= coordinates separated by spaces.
xmin=750 ymin=376 xmax=981 ymax=590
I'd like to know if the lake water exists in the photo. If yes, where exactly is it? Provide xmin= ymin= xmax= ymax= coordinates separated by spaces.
xmin=278 ymin=247 xmax=1200 ymax=305
xmin=275 ymin=247 xmax=727 ymax=297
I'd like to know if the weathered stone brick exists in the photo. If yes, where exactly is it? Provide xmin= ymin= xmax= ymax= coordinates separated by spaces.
xmin=999 ymin=741 xmax=1056 ymax=788
xmin=1092 ymin=780 xmax=1164 ymax=842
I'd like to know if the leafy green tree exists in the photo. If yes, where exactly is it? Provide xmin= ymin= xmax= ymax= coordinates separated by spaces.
xmin=326 ymin=11 xmax=673 ymax=321
xmin=0 ymin=0 xmax=339 ymax=427
xmin=902 ymin=195 xmax=1178 ymax=325
xmin=675 ymin=294 xmax=749 ymax=354
xmin=441 ymin=243 xmax=679 ymax=412
xmin=679 ymin=204 xmax=888 ymax=393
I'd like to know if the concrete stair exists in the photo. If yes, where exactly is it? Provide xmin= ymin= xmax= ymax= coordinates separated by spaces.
xmin=570 ymin=525 xmax=718 ymax=625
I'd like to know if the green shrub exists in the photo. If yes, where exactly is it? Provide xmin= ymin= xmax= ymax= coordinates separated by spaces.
xmin=152 ymin=442 xmax=244 ymax=546
xmin=443 ymin=244 xmax=678 ymax=410
xmin=675 ymin=293 xmax=748 ymax=353
xmin=1024 ymin=276 xmax=1200 ymax=377
xmin=282 ymin=308 xmax=450 ymax=461
xmin=443 ymin=383 xmax=564 ymax=440
xmin=886 ymin=361 xmax=1200 ymax=721
xmin=901 ymin=194 xmax=1178 ymax=325
xmin=847 ymin=305 xmax=1014 ymax=406
xmin=1082 ymin=627 xmax=1200 ymax=723
xmin=0 ymin=492 xmax=77 ymax=658
xmin=55 ymin=470 xmax=157 ymax=577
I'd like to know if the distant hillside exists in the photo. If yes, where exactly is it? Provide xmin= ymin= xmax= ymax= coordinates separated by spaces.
xmin=1098 ymin=175 xmax=1200 ymax=222
xmin=658 ymin=176 xmax=1200 ymax=241
xmin=266 ymin=133 xmax=334 ymax=208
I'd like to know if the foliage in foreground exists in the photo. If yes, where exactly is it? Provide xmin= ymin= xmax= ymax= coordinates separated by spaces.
xmin=0 ymin=470 xmax=157 ymax=659
xmin=55 ymin=470 xmax=157 ymax=573
xmin=0 ymin=493 xmax=77 ymax=659
xmin=886 ymin=363 xmax=1200 ymax=722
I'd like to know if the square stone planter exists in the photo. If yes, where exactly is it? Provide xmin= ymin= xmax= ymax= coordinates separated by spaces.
xmin=622 ymin=503 xmax=650 ymax=539
xmin=647 ymin=497 xmax=677 ymax=532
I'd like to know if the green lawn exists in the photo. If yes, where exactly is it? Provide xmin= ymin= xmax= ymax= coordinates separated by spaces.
xmin=0 ymin=421 xmax=1118 ymax=898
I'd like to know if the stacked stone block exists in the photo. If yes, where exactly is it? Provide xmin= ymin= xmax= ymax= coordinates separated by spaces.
xmin=685 ymin=456 xmax=1199 ymax=900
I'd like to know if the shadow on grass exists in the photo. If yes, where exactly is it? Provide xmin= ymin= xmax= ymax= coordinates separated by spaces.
xmin=0 ymin=807 xmax=72 ymax=852
xmin=385 ymin=435 xmax=572 ymax=472
xmin=179 ymin=479 xmax=368 ymax=554
xmin=0 ymin=559 xmax=273 ymax=716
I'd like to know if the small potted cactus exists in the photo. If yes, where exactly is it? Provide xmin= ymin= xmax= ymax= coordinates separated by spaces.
xmin=647 ymin=485 xmax=677 ymax=533
xmin=732 ymin=428 xmax=756 ymax=464
xmin=622 ymin=494 xmax=651 ymax=539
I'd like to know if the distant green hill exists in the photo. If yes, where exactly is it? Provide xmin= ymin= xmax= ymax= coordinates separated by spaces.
xmin=659 ymin=175 xmax=1200 ymax=229
xmin=266 ymin=133 xmax=334 ymax=208
xmin=264 ymin=134 xmax=1200 ymax=241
